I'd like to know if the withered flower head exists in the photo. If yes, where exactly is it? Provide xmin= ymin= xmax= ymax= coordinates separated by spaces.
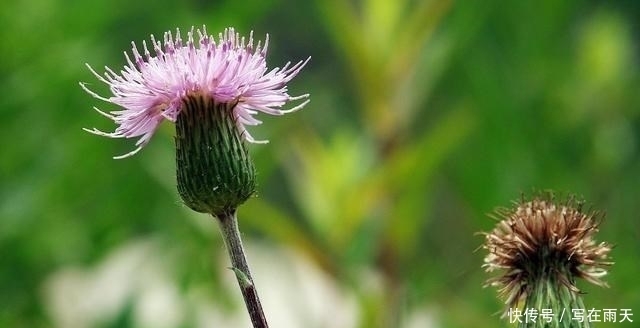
xmin=482 ymin=194 xmax=612 ymax=314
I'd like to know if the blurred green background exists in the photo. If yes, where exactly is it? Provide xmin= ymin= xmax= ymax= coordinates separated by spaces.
xmin=1 ymin=0 xmax=639 ymax=327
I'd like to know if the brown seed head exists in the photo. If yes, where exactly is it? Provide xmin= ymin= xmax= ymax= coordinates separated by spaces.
xmin=482 ymin=195 xmax=612 ymax=309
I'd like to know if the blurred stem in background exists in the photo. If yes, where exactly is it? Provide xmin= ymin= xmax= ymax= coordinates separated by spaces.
xmin=315 ymin=0 xmax=452 ymax=144
xmin=312 ymin=1 xmax=462 ymax=326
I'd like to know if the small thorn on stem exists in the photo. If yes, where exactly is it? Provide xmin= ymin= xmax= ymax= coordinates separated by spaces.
xmin=229 ymin=266 xmax=254 ymax=289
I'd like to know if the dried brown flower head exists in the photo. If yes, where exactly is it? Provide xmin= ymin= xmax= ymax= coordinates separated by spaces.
xmin=482 ymin=194 xmax=612 ymax=311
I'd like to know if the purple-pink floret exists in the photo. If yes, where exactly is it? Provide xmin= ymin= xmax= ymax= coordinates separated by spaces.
xmin=81 ymin=26 xmax=310 ymax=159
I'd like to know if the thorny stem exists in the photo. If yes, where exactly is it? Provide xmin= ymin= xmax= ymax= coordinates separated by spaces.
xmin=216 ymin=210 xmax=268 ymax=328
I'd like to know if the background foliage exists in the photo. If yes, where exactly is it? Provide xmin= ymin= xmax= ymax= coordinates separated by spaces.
xmin=1 ymin=0 xmax=639 ymax=327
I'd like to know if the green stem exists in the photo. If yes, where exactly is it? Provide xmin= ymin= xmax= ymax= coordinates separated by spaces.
xmin=521 ymin=273 xmax=589 ymax=328
xmin=216 ymin=210 xmax=268 ymax=328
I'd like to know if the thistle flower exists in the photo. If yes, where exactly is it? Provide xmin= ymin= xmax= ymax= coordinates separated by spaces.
xmin=81 ymin=27 xmax=309 ymax=327
xmin=82 ymin=26 xmax=309 ymax=215
xmin=482 ymin=194 xmax=612 ymax=327
xmin=81 ymin=26 xmax=309 ymax=159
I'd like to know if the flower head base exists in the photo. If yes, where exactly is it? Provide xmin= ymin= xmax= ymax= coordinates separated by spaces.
xmin=82 ymin=26 xmax=309 ymax=159
xmin=482 ymin=194 xmax=612 ymax=317
xmin=175 ymin=96 xmax=256 ymax=215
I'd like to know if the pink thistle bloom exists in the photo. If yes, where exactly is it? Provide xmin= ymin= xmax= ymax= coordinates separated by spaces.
xmin=81 ymin=26 xmax=310 ymax=159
